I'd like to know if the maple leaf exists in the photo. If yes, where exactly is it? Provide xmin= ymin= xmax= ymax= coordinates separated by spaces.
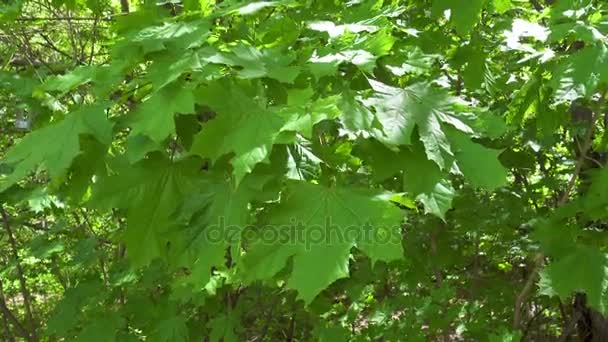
xmin=207 ymin=43 xmax=300 ymax=83
xmin=339 ymin=93 xmax=380 ymax=134
xmin=432 ymin=0 xmax=487 ymax=35
xmin=118 ymin=19 xmax=211 ymax=55
xmin=208 ymin=313 xmax=239 ymax=342
xmin=446 ymin=128 xmax=508 ymax=190
xmin=402 ymin=144 xmax=455 ymax=219
xmin=539 ymin=246 xmax=608 ymax=315
xmin=91 ymin=156 xmax=199 ymax=267
xmin=551 ymin=44 xmax=608 ymax=102
xmin=241 ymin=181 xmax=404 ymax=304
xmin=189 ymin=83 xmax=288 ymax=184
xmin=386 ymin=46 xmax=438 ymax=76
xmin=493 ymin=0 xmax=513 ymax=14
xmin=145 ymin=49 xmax=208 ymax=90
xmin=172 ymin=173 xmax=252 ymax=286
xmin=308 ymin=29 xmax=395 ymax=75
xmin=365 ymin=80 xmax=471 ymax=169
xmin=279 ymin=95 xmax=342 ymax=138
xmin=42 ymin=65 xmax=95 ymax=95
xmin=172 ymin=153 xmax=286 ymax=286
xmin=0 ymin=104 xmax=112 ymax=192
xmin=191 ymin=83 xmax=339 ymax=183
xmin=351 ymin=138 xmax=408 ymax=182
xmin=46 ymin=280 xmax=104 ymax=336
xmin=152 ymin=315 xmax=189 ymax=342
xmin=74 ymin=313 xmax=123 ymax=342
xmin=581 ymin=167 xmax=608 ymax=220
xmin=129 ymin=83 xmax=195 ymax=143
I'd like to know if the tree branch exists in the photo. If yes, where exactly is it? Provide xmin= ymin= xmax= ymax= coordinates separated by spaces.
xmin=0 ymin=205 xmax=37 ymax=341
xmin=0 ymin=278 xmax=27 ymax=341
xmin=513 ymin=90 xmax=608 ymax=330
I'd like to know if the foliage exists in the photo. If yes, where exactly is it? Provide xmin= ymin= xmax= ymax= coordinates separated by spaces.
xmin=1 ymin=0 xmax=608 ymax=341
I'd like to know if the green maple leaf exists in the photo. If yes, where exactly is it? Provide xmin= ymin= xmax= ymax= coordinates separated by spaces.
xmin=241 ymin=181 xmax=404 ymax=304
xmin=130 ymin=84 xmax=195 ymax=143
xmin=0 ymin=103 xmax=112 ymax=192
xmin=152 ymin=315 xmax=188 ymax=342
xmin=74 ymin=313 xmax=123 ymax=342
xmin=351 ymin=138 xmax=408 ymax=182
xmin=208 ymin=43 xmax=300 ymax=83
xmin=279 ymin=95 xmax=342 ymax=138
xmin=126 ymin=135 xmax=162 ymax=164
xmin=146 ymin=49 xmax=209 ymax=90
xmin=208 ymin=313 xmax=238 ymax=342
xmin=551 ymin=44 xmax=608 ymax=102
xmin=402 ymin=144 xmax=455 ymax=219
xmin=339 ymin=93 xmax=381 ymax=134
xmin=432 ymin=0 xmax=487 ymax=35
xmin=41 ymin=64 xmax=123 ymax=99
xmin=365 ymin=80 xmax=471 ymax=169
xmin=43 ymin=65 xmax=95 ymax=95
xmin=446 ymin=128 xmax=508 ymax=190
xmin=308 ymin=28 xmax=395 ymax=75
xmin=91 ymin=156 xmax=199 ymax=267
xmin=191 ymin=83 xmax=337 ymax=183
xmin=493 ymin=0 xmax=513 ymax=14
xmin=47 ymin=280 xmax=104 ymax=336
xmin=119 ymin=19 xmax=211 ymax=55
xmin=174 ymin=173 xmax=252 ymax=286
xmin=173 ymin=153 xmax=286 ymax=286
xmin=581 ymin=167 xmax=608 ymax=219
xmin=460 ymin=43 xmax=488 ymax=91
xmin=416 ymin=180 xmax=455 ymax=220
xmin=386 ymin=46 xmax=438 ymax=76
xmin=190 ymin=84 xmax=287 ymax=183
xmin=539 ymin=246 xmax=608 ymax=315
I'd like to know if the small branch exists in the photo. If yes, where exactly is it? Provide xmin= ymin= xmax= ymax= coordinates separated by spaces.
xmin=257 ymin=295 xmax=280 ymax=341
xmin=521 ymin=304 xmax=549 ymax=341
xmin=64 ymin=11 xmax=82 ymax=65
xmin=286 ymin=311 xmax=296 ymax=342
xmin=514 ymin=170 xmax=539 ymax=210
xmin=529 ymin=0 xmax=543 ymax=11
xmin=558 ymin=91 xmax=606 ymax=205
xmin=0 ymin=279 xmax=27 ymax=341
xmin=88 ymin=16 xmax=100 ymax=65
xmin=513 ymin=253 xmax=544 ymax=330
xmin=37 ymin=31 xmax=74 ymax=61
xmin=512 ymin=90 xmax=607 ymax=330
xmin=558 ymin=311 xmax=582 ymax=342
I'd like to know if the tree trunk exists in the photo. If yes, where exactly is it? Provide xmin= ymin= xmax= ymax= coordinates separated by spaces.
xmin=120 ymin=0 xmax=129 ymax=14
xmin=574 ymin=293 xmax=608 ymax=341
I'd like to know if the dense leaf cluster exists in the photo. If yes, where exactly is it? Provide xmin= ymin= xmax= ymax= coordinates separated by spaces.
xmin=1 ymin=0 xmax=608 ymax=341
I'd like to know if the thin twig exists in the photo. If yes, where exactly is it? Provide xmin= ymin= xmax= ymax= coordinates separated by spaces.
xmin=35 ymin=31 xmax=74 ymax=60
xmin=0 ymin=278 xmax=17 ymax=342
xmin=88 ymin=16 xmax=99 ymax=65
xmin=64 ymin=11 xmax=82 ymax=64
xmin=521 ymin=304 xmax=549 ymax=341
